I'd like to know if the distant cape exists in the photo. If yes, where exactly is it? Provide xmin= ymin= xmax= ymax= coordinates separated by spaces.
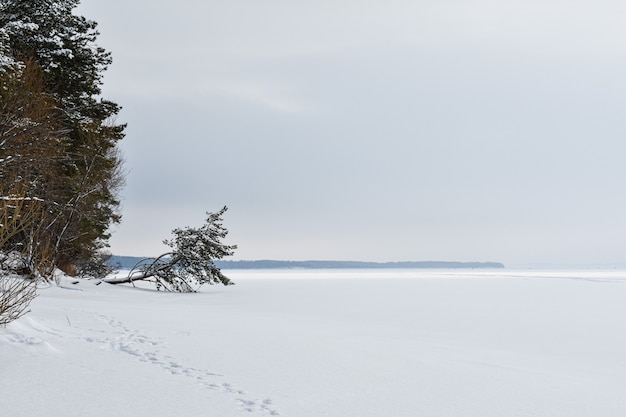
xmin=109 ymin=256 xmax=504 ymax=270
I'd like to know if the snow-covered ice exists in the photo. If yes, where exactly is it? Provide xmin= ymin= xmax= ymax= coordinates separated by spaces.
xmin=2 ymin=269 xmax=626 ymax=417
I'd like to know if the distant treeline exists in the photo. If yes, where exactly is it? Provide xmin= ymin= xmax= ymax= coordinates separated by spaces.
xmin=109 ymin=256 xmax=504 ymax=270
xmin=215 ymin=260 xmax=505 ymax=269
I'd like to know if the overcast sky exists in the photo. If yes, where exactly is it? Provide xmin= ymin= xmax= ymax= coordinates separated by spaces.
xmin=77 ymin=0 xmax=626 ymax=268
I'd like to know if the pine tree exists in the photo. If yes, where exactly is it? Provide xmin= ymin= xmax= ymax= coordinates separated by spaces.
xmin=105 ymin=207 xmax=237 ymax=292
xmin=0 ymin=0 xmax=125 ymax=276
xmin=0 ymin=0 xmax=112 ymax=115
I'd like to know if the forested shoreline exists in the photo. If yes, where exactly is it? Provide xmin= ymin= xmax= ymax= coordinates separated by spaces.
xmin=0 ymin=0 xmax=125 ymax=278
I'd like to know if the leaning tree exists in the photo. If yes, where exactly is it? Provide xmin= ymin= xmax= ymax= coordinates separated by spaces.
xmin=105 ymin=207 xmax=237 ymax=292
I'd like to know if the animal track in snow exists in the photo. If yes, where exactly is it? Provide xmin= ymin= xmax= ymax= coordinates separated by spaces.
xmin=79 ymin=314 xmax=281 ymax=415
xmin=237 ymin=398 xmax=280 ymax=415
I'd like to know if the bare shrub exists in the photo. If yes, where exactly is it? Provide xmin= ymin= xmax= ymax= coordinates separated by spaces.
xmin=0 ymin=192 xmax=38 ymax=324
xmin=0 ymin=190 xmax=55 ymax=281
xmin=0 ymin=275 xmax=37 ymax=326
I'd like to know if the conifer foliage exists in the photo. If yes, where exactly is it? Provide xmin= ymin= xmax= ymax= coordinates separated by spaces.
xmin=0 ymin=0 xmax=125 ymax=277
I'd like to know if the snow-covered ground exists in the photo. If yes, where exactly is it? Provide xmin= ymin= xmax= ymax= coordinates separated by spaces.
xmin=2 ymin=269 xmax=626 ymax=417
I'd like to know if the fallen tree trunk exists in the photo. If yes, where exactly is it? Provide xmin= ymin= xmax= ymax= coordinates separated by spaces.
xmin=103 ymin=253 xmax=191 ymax=291
xmin=103 ymin=271 xmax=161 ymax=285
xmin=103 ymin=252 xmax=233 ymax=292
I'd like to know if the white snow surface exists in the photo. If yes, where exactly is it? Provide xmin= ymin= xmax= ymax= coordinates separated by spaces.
xmin=2 ymin=269 xmax=626 ymax=417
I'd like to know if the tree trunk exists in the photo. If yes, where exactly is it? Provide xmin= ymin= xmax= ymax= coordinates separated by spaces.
xmin=102 ymin=272 xmax=153 ymax=285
